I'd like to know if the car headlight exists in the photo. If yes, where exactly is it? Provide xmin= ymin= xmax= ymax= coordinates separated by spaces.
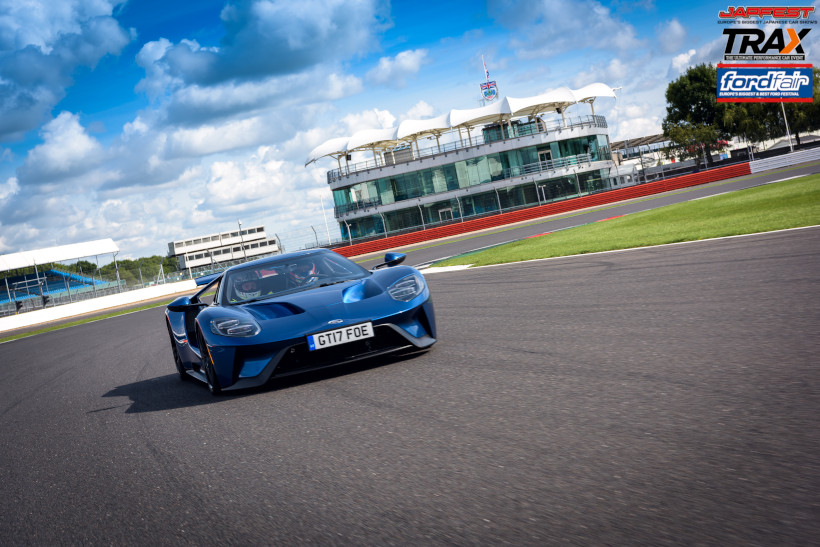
xmin=387 ymin=274 xmax=425 ymax=302
xmin=210 ymin=318 xmax=261 ymax=337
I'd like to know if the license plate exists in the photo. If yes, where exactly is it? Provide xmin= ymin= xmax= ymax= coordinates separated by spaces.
xmin=307 ymin=322 xmax=374 ymax=351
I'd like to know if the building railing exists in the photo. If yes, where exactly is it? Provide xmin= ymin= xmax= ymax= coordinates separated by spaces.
xmin=327 ymin=115 xmax=609 ymax=183
xmin=333 ymin=148 xmax=609 ymax=218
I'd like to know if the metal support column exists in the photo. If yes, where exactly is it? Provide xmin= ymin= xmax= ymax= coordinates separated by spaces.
xmin=113 ymin=252 xmax=122 ymax=293
xmin=343 ymin=220 xmax=353 ymax=245
xmin=455 ymin=196 xmax=464 ymax=221
xmin=4 ymin=277 xmax=12 ymax=309
xmin=781 ymin=102 xmax=794 ymax=152
xmin=378 ymin=212 xmax=388 ymax=237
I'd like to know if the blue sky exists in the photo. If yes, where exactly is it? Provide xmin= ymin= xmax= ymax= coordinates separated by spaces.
xmin=1 ymin=0 xmax=817 ymax=259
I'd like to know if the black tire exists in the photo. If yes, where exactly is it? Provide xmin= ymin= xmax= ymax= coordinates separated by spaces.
xmin=204 ymin=355 xmax=222 ymax=395
xmin=167 ymin=322 xmax=190 ymax=381
xmin=197 ymin=327 xmax=222 ymax=395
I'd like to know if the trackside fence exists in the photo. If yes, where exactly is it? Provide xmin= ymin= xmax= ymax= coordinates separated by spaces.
xmin=749 ymin=148 xmax=820 ymax=173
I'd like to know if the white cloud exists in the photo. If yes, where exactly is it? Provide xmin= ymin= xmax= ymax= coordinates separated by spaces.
xmin=666 ymin=37 xmax=724 ymax=77
xmin=160 ymin=69 xmax=364 ymax=126
xmin=571 ymin=58 xmax=631 ymax=88
xmin=196 ymin=146 xmax=326 ymax=228
xmin=167 ymin=118 xmax=268 ymax=158
xmin=402 ymin=101 xmax=436 ymax=121
xmin=137 ymin=0 xmax=388 ymax=94
xmin=0 ymin=1 xmax=131 ymax=141
xmin=0 ymin=0 xmax=117 ymax=52
xmin=671 ymin=49 xmax=697 ymax=74
xmin=608 ymin=101 xmax=663 ymax=141
xmin=366 ymin=49 xmax=429 ymax=87
xmin=19 ymin=112 xmax=104 ymax=184
xmin=0 ymin=176 xmax=20 ymax=201
xmin=492 ymin=0 xmax=644 ymax=59
xmin=340 ymin=108 xmax=397 ymax=133
xmin=658 ymin=19 xmax=687 ymax=54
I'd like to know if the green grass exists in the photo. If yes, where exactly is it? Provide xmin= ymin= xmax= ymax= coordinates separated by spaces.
xmin=435 ymin=175 xmax=820 ymax=268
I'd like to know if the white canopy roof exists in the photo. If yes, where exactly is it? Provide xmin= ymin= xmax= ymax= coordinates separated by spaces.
xmin=396 ymin=112 xmax=451 ymax=141
xmin=0 ymin=238 xmax=119 ymax=272
xmin=305 ymin=136 xmax=351 ymax=165
xmin=449 ymin=99 xmax=512 ymax=128
xmin=508 ymin=87 xmax=576 ymax=118
xmin=305 ymin=82 xmax=618 ymax=165
xmin=346 ymin=126 xmax=400 ymax=151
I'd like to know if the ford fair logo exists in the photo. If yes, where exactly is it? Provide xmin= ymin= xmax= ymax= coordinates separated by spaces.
xmin=328 ymin=319 xmax=344 ymax=324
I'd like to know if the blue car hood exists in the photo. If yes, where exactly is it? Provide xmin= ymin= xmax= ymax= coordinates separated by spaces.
xmin=238 ymin=273 xmax=410 ymax=327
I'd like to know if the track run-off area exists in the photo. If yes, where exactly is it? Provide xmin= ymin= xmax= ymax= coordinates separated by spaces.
xmin=1 ymin=164 xmax=819 ymax=544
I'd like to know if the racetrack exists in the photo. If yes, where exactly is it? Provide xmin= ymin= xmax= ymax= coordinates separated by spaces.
xmin=1 ymin=226 xmax=818 ymax=545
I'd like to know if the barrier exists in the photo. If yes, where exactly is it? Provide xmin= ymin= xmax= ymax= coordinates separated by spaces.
xmin=334 ymin=163 xmax=752 ymax=258
xmin=749 ymin=148 xmax=820 ymax=173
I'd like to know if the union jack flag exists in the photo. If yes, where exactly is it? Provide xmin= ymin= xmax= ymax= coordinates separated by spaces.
xmin=480 ymin=81 xmax=498 ymax=101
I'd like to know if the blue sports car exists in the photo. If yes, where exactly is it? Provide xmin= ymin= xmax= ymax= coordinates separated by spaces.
xmin=165 ymin=249 xmax=436 ymax=394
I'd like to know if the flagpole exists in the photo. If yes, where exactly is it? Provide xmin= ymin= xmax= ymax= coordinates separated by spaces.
xmin=481 ymin=55 xmax=497 ymax=103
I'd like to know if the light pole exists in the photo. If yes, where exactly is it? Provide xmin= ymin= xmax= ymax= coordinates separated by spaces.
xmin=780 ymin=102 xmax=794 ymax=153
xmin=237 ymin=219 xmax=248 ymax=260
xmin=320 ymin=194 xmax=332 ymax=245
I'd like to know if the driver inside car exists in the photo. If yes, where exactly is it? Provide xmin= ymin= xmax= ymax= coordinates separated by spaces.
xmin=287 ymin=260 xmax=319 ymax=287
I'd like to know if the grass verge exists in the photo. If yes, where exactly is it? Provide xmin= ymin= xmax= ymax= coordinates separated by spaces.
xmin=434 ymin=175 xmax=820 ymax=268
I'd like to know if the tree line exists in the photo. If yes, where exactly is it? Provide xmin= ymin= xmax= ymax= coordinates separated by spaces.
xmin=662 ymin=64 xmax=820 ymax=164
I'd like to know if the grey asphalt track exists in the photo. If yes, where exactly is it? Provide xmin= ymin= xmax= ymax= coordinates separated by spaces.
xmin=1 ymin=224 xmax=818 ymax=545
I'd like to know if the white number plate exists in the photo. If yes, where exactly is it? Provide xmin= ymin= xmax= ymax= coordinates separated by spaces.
xmin=307 ymin=322 xmax=374 ymax=351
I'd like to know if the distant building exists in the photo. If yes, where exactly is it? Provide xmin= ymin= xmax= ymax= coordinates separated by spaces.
xmin=306 ymin=83 xmax=619 ymax=241
xmin=168 ymin=225 xmax=279 ymax=269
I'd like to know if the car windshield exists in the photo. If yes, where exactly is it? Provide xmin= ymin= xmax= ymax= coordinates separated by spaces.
xmin=223 ymin=252 xmax=370 ymax=304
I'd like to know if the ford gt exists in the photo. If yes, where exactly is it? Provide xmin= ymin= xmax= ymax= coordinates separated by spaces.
xmin=165 ymin=249 xmax=436 ymax=394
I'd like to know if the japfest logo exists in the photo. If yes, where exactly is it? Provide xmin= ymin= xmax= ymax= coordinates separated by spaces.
xmin=717 ymin=6 xmax=816 ymax=22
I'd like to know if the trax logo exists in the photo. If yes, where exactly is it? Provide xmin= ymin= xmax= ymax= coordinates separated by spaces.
xmin=718 ymin=6 xmax=815 ymax=19
xmin=723 ymin=28 xmax=811 ymax=55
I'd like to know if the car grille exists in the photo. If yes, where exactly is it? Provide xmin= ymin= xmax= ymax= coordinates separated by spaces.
xmin=273 ymin=326 xmax=411 ymax=376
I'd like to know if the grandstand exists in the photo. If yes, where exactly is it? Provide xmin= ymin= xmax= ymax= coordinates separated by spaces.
xmin=1 ymin=239 xmax=121 ymax=315
xmin=1 ymin=269 xmax=109 ymax=305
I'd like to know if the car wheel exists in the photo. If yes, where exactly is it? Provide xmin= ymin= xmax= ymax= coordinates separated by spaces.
xmin=204 ymin=355 xmax=222 ymax=395
xmin=167 ymin=322 xmax=190 ymax=381
xmin=197 ymin=327 xmax=222 ymax=395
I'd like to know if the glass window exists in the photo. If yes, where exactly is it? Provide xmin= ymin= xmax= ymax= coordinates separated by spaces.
xmin=223 ymin=251 xmax=370 ymax=304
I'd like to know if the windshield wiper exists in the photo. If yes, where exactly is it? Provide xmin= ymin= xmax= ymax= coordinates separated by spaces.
xmin=239 ymin=295 xmax=276 ymax=305
xmin=318 ymin=279 xmax=356 ymax=287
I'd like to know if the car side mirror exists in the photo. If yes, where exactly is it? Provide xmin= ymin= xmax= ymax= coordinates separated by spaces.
xmin=167 ymin=296 xmax=203 ymax=312
xmin=374 ymin=252 xmax=406 ymax=269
